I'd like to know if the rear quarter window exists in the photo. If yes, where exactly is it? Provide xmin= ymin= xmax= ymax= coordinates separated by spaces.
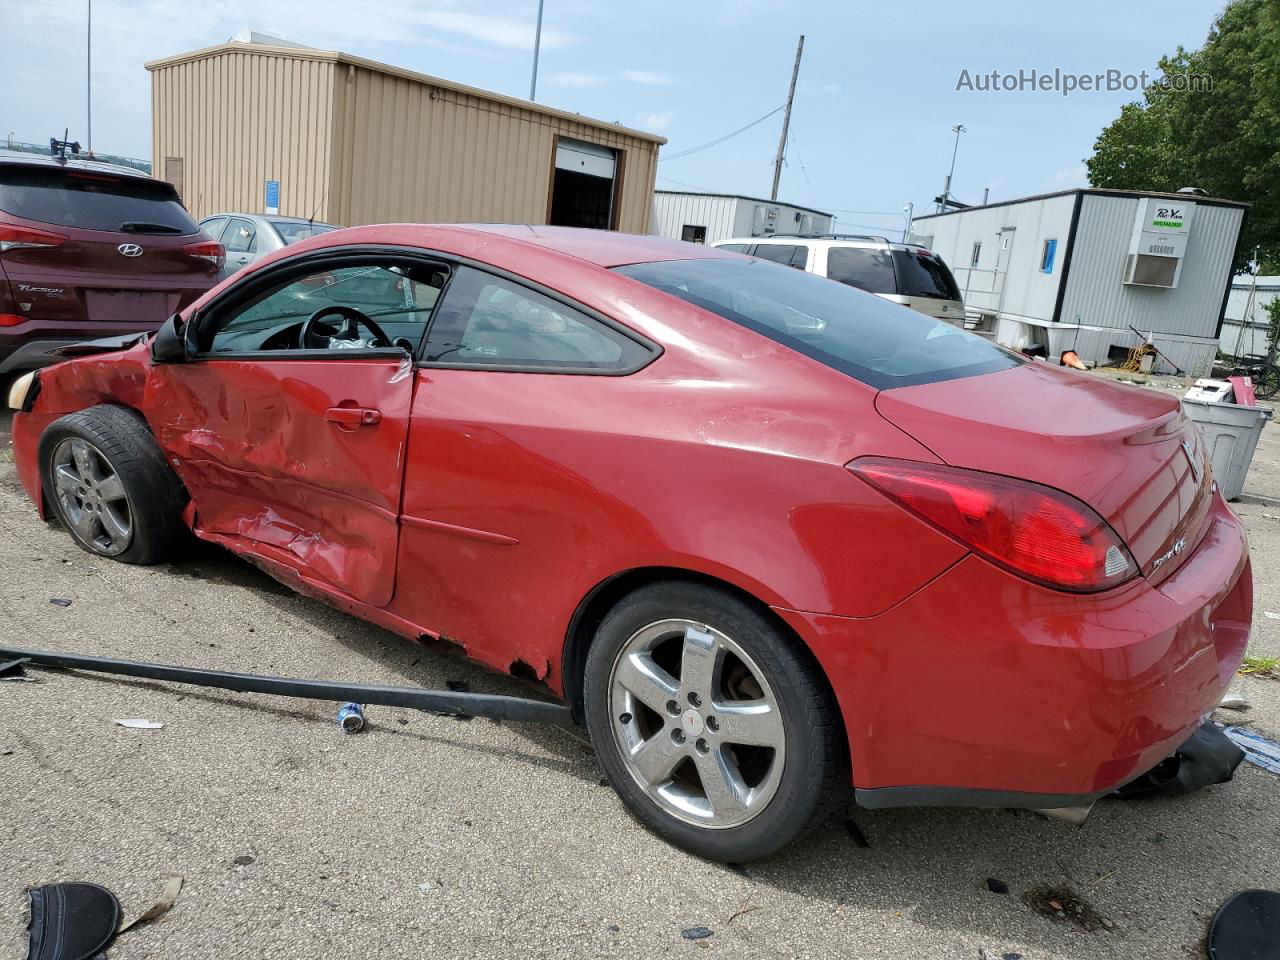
xmin=826 ymin=246 xmax=896 ymax=294
xmin=0 ymin=166 xmax=198 ymax=235
xmin=892 ymin=249 xmax=961 ymax=300
xmin=615 ymin=257 xmax=1021 ymax=390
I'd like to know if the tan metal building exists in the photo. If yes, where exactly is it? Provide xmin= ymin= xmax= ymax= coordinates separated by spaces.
xmin=145 ymin=41 xmax=665 ymax=232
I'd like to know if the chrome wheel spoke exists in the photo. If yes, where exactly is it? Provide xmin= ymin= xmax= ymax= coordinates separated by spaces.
xmin=694 ymin=748 xmax=750 ymax=820
xmin=679 ymin=626 xmax=722 ymax=702
xmin=713 ymin=700 xmax=784 ymax=749
xmin=53 ymin=465 xmax=81 ymax=496
xmin=615 ymin=652 xmax=679 ymax=714
xmin=69 ymin=440 xmax=98 ymax=482
xmin=95 ymin=473 xmax=126 ymax=502
xmin=98 ymin=503 xmax=130 ymax=547
xmin=72 ymin=507 xmax=97 ymax=542
xmin=629 ymin=732 xmax=684 ymax=787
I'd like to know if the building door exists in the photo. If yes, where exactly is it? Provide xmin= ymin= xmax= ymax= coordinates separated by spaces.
xmin=549 ymin=138 xmax=618 ymax=230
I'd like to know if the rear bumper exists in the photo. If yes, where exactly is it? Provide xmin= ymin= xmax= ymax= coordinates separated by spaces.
xmin=776 ymin=491 xmax=1252 ymax=807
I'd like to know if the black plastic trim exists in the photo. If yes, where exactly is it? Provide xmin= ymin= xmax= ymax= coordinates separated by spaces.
xmin=1215 ymin=204 xmax=1250 ymax=340
xmin=1050 ymin=191 xmax=1085 ymax=324
xmin=854 ymin=784 xmax=1110 ymax=811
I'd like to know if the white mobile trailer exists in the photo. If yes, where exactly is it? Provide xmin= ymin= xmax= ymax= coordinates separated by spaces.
xmin=911 ymin=189 xmax=1247 ymax=376
xmin=652 ymin=191 xmax=834 ymax=247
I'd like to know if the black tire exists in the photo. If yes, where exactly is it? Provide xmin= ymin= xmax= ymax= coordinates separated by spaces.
xmin=38 ymin=405 xmax=187 ymax=565
xmin=584 ymin=581 xmax=847 ymax=862
xmin=1255 ymin=364 xmax=1280 ymax=400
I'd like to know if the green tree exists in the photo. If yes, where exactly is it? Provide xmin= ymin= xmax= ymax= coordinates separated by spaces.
xmin=1087 ymin=0 xmax=1280 ymax=267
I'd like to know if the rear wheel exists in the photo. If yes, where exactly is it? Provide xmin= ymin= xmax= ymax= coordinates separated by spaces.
xmin=39 ymin=405 xmax=187 ymax=565
xmin=1255 ymin=364 xmax=1280 ymax=400
xmin=584 ymin=581 xmax=846 ymax=862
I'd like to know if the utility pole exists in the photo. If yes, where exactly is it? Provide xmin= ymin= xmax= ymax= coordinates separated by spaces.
xmin=86 ymin=0 xmax=92 ymax=153
xmin=770 ymin=35 xmax=804 ymax=202
xmin=529 ymin=0 xmax=545 ymax=101
xmin=939 ymin=122 xmax=965 ymax=211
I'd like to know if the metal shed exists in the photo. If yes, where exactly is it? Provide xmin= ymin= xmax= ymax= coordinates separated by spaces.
xmin=912 ymin=189 xmax=1247 ymax=376
xmin=146 ymin=40 xmax=666 ymax=233
xmin=1221 ymin=275 xmax=1279 ymax=358
xmin=652 ymin=191 xmax=833 ymax=246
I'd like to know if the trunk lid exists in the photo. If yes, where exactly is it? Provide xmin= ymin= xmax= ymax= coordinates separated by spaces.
xmin=875 ymin=361 xmax=1212 ymax=586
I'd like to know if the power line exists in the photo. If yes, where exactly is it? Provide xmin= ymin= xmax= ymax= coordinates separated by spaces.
xmin=660 ymin=105 xmax=786 ymax=161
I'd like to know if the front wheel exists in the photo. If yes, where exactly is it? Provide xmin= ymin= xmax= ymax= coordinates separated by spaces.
xmin=38 ymin=405 xmax=187 ymax=565
xmin=584 ymin=581 xmax=847 ymax=862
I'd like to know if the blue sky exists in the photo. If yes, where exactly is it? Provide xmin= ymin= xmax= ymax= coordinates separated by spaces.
xmin=3 ymin=0 xmax=1224 ymax=234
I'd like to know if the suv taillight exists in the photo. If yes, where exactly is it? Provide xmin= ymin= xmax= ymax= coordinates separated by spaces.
xmin=849 ymin=457 xmax=1136 ymax=593
xmin=182 ymin=240 xmax=225 ymax=271
xmin=0 ymin=225 xmax=68 ymax=253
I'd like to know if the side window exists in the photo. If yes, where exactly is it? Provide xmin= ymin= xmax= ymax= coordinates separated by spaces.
xmin=422 ymin=266 xmax=650 ymax=372
xmin=752 ymin=244 xmax=806 ymax=269
xmin=826 ymin=247 xmax=897 ymax=294
xmin=717 ymin=243 xmax=751 ymax=254
xmin=200 ymin=217 xmax=228 ymax=240
xmin=206 ymin=261 xmax=447 ymax=354
xmin=222 ymin=218 xmax=257 ymax=254
xmin=970 ymin=241 xmax=982 ymax=268
xmin=1040 ymin=238 xmax=1058 ymax=274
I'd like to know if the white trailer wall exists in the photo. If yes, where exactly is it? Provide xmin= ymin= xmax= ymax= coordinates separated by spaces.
xmin=913 ymin=194 xmax=1076 ymax=324
xmin=1220 ymin=276 xmax=1279 ymax=358
xmin=652 ymin=191 xmax=833 ymax=245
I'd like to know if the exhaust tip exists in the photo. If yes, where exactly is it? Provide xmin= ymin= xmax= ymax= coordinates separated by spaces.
xmin=1034 ymin=803 xmax=1095 ymax=826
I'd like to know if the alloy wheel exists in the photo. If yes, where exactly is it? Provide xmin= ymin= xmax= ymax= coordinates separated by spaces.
xmin=51 ymin=438 xmax=133 ymax=556
xmin=608 ymin=618 xmax=786 ymax=829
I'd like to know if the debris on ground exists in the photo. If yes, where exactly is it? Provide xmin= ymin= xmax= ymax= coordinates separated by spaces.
xmin=337 ymin=702 xmax=365 ymax=733
xmin=986 ymin=878 xmax=1010 ymax=895
xmin=48 ymin=598 xmax=72 ymax=607
xmin=1022 ymin=885 xmax=1113 ymax=931
xmin=1223 ymin=726 xmax=1280 ymax=775
xmin=978 ymin=951 xmax=1024 ymax=960
xmin=1240 ymin=656 xmax=1280 ymax=679
xmin=1208 ymin=888 xmax=1280 ymax=959
xmin=1265 ymin=611 xmax=1280 ymax=620
xmin=445 ymin=679 xmax=470 ymax=692
xmin=1220 ymin=691 xmax=1251 ymax=711
xmin=117 ymin=874 xmax=183 ymax=934
xmin=725 ymin=900 xmax=760 ymax=924
xmin=232 ymin=855 xmax=255 ymax=866
xmin=114 ymin=719 xmax=164 ymax=730
xmin=681 ymin=926 xmax=714 ymax=940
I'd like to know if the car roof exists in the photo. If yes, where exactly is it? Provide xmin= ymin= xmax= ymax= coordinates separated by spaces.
xmin=0 ymin=149 xmax=158 ymax=182
xmin=202 ymin=212 xmax=338 ymax=227
xmin=427 ymin=224 xmax=738 ymax=268
xmin=718 ymin=235 xmax=914 ymax=249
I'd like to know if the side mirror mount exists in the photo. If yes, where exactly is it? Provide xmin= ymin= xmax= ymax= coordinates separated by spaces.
xmin=152 ymin=313 xmax=195 ymax=363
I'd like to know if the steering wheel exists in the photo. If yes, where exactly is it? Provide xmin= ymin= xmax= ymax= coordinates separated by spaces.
xmin=298 ymin=305 xmax=393 ymax=350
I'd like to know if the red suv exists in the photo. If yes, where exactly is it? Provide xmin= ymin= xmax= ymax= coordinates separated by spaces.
xmin=0 ymin=150 xmax=223 ymax=372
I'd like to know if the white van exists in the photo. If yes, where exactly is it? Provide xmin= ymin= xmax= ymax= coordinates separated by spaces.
xmin=712 ymin=234 xmax=966 ymax=324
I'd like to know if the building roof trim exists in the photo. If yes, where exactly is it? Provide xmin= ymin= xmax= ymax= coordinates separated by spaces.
xmin=145 ymin=42 xmax=668 ymax=146
xmin=654 ymin=189 xmax=833 ymax=218
xmin=912 ymin=187 xmax=1249 ymax=222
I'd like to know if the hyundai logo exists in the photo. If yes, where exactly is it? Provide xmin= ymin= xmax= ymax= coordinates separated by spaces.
xmin=117 ymin=243 xmax=143 ymax=258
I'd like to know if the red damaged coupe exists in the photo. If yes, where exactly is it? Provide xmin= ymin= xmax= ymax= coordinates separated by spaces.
xmin=8 ymin=224 xmax=1251 ymax=862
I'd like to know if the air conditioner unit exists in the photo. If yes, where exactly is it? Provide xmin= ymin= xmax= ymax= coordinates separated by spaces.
xmin=1123 ymin=253 xmax=1179 ymax=288
xmin=1124 ymin=198 xmax=1194 ymax=288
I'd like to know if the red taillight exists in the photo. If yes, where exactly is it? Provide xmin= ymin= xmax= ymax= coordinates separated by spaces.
xmin=0 ymin=313 xmax=27 ymax=327
xmin=0 ymin=224 xmax=68 ymax=253
xmin=849 ymin=457 xmax=1136 ymax=593
xmin=182 ymin=239 xmax=225 ymax=271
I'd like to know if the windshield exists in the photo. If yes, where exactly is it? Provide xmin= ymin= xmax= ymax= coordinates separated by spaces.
xmin=615 ymin=258 xmax=1021 ymax=389
xmin=269 ymin=219 xmax=338 ymax=245
xmin=0 ymin=166 xmax=198 ymax=234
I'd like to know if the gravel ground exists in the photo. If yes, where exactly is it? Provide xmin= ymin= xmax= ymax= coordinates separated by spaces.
xmin=3 ymin=397 xmax=1280 ymax=960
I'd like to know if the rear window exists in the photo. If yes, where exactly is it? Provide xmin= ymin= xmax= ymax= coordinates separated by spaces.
xmin=752 ymin=244 xmax=807 ymax=269
xmin=826 ymin=246 xmax=896 ymax=294
xmin=615 ymin=258 xmax=1021 ymax=390
xmin=0 ymin=166 xmax=198 ymax=235
xmin=892 ymin=248 xmax=961 ymax=300
xmin=269 ymin=219 xmax=338 ymax=245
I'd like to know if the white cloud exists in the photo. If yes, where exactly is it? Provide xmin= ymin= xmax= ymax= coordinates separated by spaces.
xmin=414 ymin=11 xmax=574 ymax=51
xmin=1049 ymin=163 xmax=1088 ymax=188
xmin=546 ymin=72 xmax=609 ymax=87
xmin=636 ymin=111 xmax=674 ymax=131
xmin=621 ymin=69 xmax=673 ymax=85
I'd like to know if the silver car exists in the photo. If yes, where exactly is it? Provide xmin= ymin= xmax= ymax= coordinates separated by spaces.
xmin=198 ymin=212 xmax=339 ymax=278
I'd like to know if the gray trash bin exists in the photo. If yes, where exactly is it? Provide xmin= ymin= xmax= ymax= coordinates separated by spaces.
xmin=1181 ymin=398 xmax=1272 ymax=501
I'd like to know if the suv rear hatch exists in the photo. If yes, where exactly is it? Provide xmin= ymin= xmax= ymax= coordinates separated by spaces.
xmin=0 ymin=163 xmax=220 ymax=329
xmin=875 ymin=361 xmax=1213 ymax=587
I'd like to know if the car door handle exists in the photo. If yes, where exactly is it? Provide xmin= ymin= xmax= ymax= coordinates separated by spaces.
xmin=325 ymin=406 xmax=382 ymax=427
